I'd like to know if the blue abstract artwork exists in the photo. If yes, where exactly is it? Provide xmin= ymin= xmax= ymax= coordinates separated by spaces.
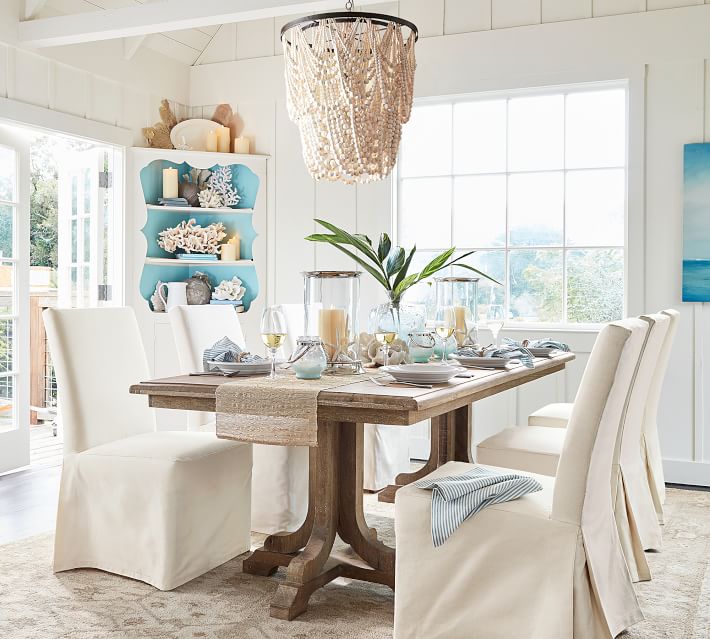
xmin=683 ymin=143 xmax=710 ymax=302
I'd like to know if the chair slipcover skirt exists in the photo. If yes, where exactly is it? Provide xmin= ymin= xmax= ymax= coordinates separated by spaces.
xmin=54 ymin=432 xmax=252 ymax=591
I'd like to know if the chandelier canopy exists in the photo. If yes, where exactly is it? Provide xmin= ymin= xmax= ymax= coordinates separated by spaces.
xmin=281 ymin=9 xmax=418 ymax=184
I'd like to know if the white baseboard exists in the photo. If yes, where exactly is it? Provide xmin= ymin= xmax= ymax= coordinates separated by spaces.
xmin=663 ymin=459 xmax=710 ymax=487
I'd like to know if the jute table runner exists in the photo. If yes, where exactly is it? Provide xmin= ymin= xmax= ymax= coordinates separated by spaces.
xmin=215 ymin=372 xmax=366 ymax=446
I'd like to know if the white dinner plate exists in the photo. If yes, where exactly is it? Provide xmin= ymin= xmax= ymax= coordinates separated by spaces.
xmin=170 ymin=119 xmax=220 ymax=151
xmin=527 ymin=347 xmax=561 ymax=357
xmin=449 ymin=356 xmax=517 ymax=369
xmin=381 ymin=364 xmax=465 ymax=383
xmin=206 ymin=360 xmax=277 ymax=375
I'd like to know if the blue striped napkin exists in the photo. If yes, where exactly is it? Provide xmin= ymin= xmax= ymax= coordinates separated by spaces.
xmin=413 ymin=466 xmax=543 ymax=547
xmin=455 ymin=344 xmax=535 ymax=368
xmin=503 ymin=337 xmax=570 ymax=352
xmin=203 ymin=336 xmax=263 ymax=371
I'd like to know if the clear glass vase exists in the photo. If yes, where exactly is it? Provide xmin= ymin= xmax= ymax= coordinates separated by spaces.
xmin=369 ymin=299 xmax=426 ymax=340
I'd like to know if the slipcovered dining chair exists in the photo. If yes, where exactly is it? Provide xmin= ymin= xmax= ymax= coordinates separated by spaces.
xmin=475 ymin=314 xmax=669 ymax=581
xmin=527 ymin=308 xmax=679 ymax=524
xmin=45 ymin=307 xmax=252 ymax=590
xmin=276 ymin=302 xmax=410 ymax=492
xmin=169 ymin=303 xmax=308 ymax=534
xmin=394 ymin=319 xmax=647 ymax=639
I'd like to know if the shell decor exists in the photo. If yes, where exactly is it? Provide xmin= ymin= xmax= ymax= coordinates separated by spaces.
xmin=208 ymin=166 xmax=241 ymax=207
xmin=157 ymin=219 xmax=226 ymax=254
xmin=198 ymin=188 xmax=224 ymax=209
xmin=358 ymin=332 xmax=409 ymax=366
xmin=212 ymin=276 xmax=247 ymax=302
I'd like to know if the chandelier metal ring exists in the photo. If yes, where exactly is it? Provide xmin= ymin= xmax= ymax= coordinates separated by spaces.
xmin=280 ymin=11 xmax=419 ymax=44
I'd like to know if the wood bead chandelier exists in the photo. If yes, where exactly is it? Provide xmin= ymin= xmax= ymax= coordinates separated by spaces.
xmin=281 ymin=3 xmax=418 ymax=184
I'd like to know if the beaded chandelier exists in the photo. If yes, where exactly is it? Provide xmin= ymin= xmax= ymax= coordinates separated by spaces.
xmin=281 ymin=6 xmax=418 ymax=184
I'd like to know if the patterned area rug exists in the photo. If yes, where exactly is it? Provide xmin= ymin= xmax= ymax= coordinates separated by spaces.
xmin=0 ymin=489 xmax=707 ymax=639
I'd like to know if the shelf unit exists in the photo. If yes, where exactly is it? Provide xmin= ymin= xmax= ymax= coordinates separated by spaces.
xmin=145 ymin=257 xmax=253 ymax=266
xmin=146 ymin=204 xmax=254 ymax=214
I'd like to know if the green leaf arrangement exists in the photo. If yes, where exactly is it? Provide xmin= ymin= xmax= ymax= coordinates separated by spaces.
xmin=305 ymin=219 xmax=501 ymax=307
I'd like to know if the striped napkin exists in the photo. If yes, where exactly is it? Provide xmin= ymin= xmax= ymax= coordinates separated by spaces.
xmin=503 ymin=337 xmax=570 ymax=352
xmin=203 ymin=336 xmax=263 ymax=371
xmin=455 ymin=344 xmax=535 ymax=368
xmin=413 ymin=466 xmax=543 ymax=547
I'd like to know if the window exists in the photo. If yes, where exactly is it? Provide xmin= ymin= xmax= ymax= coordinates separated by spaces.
xmin=397 ymin=84 xmax=627 ymax=324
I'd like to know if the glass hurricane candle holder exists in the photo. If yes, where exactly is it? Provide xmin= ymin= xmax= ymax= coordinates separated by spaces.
xmin=303 ymin=271 xmax=362 ymax=374
xmin=434 ymin=276 xmax=479 ymax=348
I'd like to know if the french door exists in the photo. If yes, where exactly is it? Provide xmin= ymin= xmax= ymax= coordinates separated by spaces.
xmin=0 ymin=126 xmax=31 ymax=474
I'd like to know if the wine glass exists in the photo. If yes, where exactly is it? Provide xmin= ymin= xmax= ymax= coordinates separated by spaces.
xmin=374 ymin=330 xmax=397 ymax=367
xmin=482 ymin=304 xmax=505 ymax=347
xmin=433 ymin=306 xmax=456 ymax=365
xmin=261 ymin=306 xmax=287 ymax=379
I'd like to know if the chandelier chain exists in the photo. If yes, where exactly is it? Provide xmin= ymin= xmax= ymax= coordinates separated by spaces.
xmin=345 ymin=0 xmax=353 ymax=10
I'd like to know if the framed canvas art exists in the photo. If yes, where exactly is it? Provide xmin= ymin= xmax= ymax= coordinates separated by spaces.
xmin=683 ymin=143 xmax=710 ymax=302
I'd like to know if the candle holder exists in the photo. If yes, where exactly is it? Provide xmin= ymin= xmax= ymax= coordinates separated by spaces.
xmin=434 ymin=277 xmax=479 ymax=348
xmin=303 ymin=271 xmax=362 ymax=374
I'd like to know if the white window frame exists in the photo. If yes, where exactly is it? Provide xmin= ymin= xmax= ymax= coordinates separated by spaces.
xmin=395 ymin=79 xmax=638 ymax=331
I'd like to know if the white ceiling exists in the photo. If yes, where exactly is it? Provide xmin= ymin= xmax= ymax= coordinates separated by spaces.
xmin=42 ymin=0 xmax=222 ymax=65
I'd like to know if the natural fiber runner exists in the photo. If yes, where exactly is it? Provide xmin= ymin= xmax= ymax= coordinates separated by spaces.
xmin=215 ymin=371 xmax=366 ymax=446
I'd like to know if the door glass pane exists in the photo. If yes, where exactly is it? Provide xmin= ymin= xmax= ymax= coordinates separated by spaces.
xmin=0 ymin=146 xmax=16 ymax=203
xmin=83 ymin=267 xmax=91 ymax=302
xmin=71 ymin=219 xmax=77 ymax=262
xmin=566 ymin=89 xmax=626 ymax=169
xmin=399 ymin=177 xmax=452 ymax=248
xmin=453 ymin=175 xmax=506 ymax=248
xmin=0 ymin=263 xmax=13 ymax=316
xmin=83 ymin=218 xmax=91 ymax=262
xmin=399 ymin=104 xmax=452 ymax=177
xmin=509 ymin=249 xmax=563 ymax=322
xmin=453 ymin=100 xmax=507 ymax=174
xmin=0 ymin=375 xmax=14 ymax=432
xmin=83 ymin=168 xmax=91 ymax=213
xmin=567 ymin=249 xmax=624 ymax=322
xmin=0 ymin=204 xmax=13 ymax=258
xmin=452 ymin=249 xmax=505 ymax=309
xmin=508 ymin=172 xmax=564 ymax=246
xmin=0 ymin=319 xmax=13 ymax=373
xmin=566 ymin=169 xmax=625 ymax=246
xmin=508 ymin=95 xmax=564 ymax=171
xmin=71 ymin=175 xmax=78 ymax=215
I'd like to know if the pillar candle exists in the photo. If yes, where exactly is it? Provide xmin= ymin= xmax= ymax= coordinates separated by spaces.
xmin=162 ymin=168 xmax=178 ymax=199
xmin=217 ymin=126 xmax=231 ymax=153
xmin=220 ymin=234 xmax=240 ymax=261
xmin=234 ymin=136 xmax=250 ymax=154
xmin=206 ymin=129 xmax=218 ymax=152
xmin=453 ymin=305 xmax=468 ymax=347
xmin=318 ymin=307 xmax=347 ymax=361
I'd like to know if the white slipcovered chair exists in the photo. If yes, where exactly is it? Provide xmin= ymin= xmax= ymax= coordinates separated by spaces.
xmin=527 ymin=308 xmax=679 ymax=524
xmin=394 ymin=319 xmax=647 ymax=639
xmin=475 ymin=314 xmax=669 ymax=582
xmin=169 ymin=304 xmax=308 ymax=534
xmin=45 ymin=307 xmax=252 ymax=591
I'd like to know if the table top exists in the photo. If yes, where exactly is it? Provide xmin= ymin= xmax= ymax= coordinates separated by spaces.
xmin=130 ymin=352 xmax=575 ymax=426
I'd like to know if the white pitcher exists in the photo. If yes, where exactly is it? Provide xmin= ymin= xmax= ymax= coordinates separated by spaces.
xmin=158 ymin=281 xmax=188 ymax=311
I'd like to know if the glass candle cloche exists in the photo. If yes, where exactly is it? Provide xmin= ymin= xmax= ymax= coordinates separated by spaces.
xmin=303 ymin=270 xmax=362 ymax=374
xmin=434 ymin=276 xmax=479 ymax=348
xmin=291 ymin=337 xmax=328 ymax=380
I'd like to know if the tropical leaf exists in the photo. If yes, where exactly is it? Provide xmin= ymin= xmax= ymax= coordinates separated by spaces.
xmin=386 ymin=247 xmax=406 ymax=278
xmin=377 ymin=233 xmax=392 ymax=262
xmin=416 ymin=248 xmax=456 ymax=282
xmin=354 ymin=233 xmax=373 ymax=247
xmin=449 ymin=262 xmax=503 ymax=285
xmin=392 ymin=273 xmax=419 ymax=298
xmin=392 ymin=245 xmax=417 ymax=291
xmin=305 ymin=234 xmax=390 ymax=288
xmin=313 ymin=219 xmax=381 ymax=265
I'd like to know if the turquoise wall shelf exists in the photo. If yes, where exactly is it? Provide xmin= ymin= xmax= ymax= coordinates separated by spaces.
xmin=138 ymin=159 xmax=261 ymax=312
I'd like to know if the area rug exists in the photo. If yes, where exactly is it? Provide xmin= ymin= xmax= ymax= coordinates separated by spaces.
xmin=0 ymin=489 xmax=707 ymax=639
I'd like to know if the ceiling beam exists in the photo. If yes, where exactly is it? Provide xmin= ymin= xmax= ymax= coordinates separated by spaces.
xmin=18 ymin=0 xmax=388 ymax=48
xmin=24 ymin=0 xmax=48 ymax=20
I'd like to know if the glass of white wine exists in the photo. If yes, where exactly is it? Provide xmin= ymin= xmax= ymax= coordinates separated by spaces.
xmin=261 ymin=306 xmax=287 ymax=379
xmin=434 ymin=306 xmax=456 ymax=365
xmin=483 ymin=304 xmax=505 ymax=347
xmin=374 ymin=330 xmax=397 ymax=367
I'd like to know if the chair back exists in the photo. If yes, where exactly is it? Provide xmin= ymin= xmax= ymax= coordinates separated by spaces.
xmin=644 ymin=308 xmax=680 ymax=436
xmin=169 ymin=304 xmax=246 ymax=373
xmin=552 ymin=318 xmax=648 ymax=525
xmin=275 ymin=303 xmax=307 ymax=356
xmin=43 ymin=307 xmax=155 ymax=455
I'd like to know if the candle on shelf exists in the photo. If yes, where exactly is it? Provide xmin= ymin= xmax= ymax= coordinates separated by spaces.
xmin=220 ymin=234 xmax=240 ymax=261
xmin=318 ymin=307 xmax=347 ymax=361
xmin=234 ymin=136 xmax=250 ymax=154
xmin=206 ymin=129 xmax=218 ymax=152
xmin=162 ymin=168 xmax=178 ymax=199
xmin=453 ymin=305 xmax=468 ymax=347
xmin=217 ymin=126 xmax=231 ymax=153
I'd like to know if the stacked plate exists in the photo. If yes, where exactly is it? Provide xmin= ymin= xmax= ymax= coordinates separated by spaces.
xmin=449 ymin=356 xmax=515 ymax=369
xmin=380 ymin=364 xmax=465 ymax=384
xmin=207 ymin=360 xmax=275 ymax=376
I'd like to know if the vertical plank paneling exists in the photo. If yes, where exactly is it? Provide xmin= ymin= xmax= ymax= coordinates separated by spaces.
xmin=444 ymin=0 xmax=492 ymax=33
xmin=53 ymin=64 xmax=89 ymax=118
xmin=593 ymin=0 xmax=647 ymax=16
xmin=647 ymin=0 xmax=701 ymax=8
xmin=492 ymin=0 xmax=542 ymax=28
xmin=197 ymin=23 xmax=236 ymax=65
xmin=399 ymin=0 xmax=445 ymax=38
xmin=314 ymin=181 xmax=358 ymax=271
xmin=121 ymin=87 xmax=150 ymax=146
xmin=89 ymin=76 xmax=121 ymax=126
xmin=237 ymin=19 xmax=276 ymax=60
xmin=542 ymin=0 xmax=593 ymax=22
xmin=12 ymin=50 xmax=50 ymax=108
xmin=236 ymin=100 xmax=276 ymax=157
xmin=0 ymin=45 xmax=7 ymax=98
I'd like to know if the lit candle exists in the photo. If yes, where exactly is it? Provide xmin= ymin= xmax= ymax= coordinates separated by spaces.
xmin=234 ymin=136 xmax=250 ymax=154
xmin=318 ymin=307 xmax=347 ymax=361
xmin=220 ymin=234 xmax=240 ymax=261
xmin=162 ymin=168 xmax=178 ymax=199
xmin=217 ymin=126 xmax=231 ymax=153
xmin=454 ymin=305 xmax=468 ymax=347
xmin=206 ymin=129 xmax=218 ymax=152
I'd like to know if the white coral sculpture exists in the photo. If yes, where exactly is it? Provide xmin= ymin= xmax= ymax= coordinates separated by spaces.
xmin=157 ymin=218 xmax=226 ymax=254
xmin=208 ymin=166 xmax=241 ymax=207
xmin=212 ymin=276 xmax=246 ymax=301
xmin=198 ymin=187 xmax=224 ymax=209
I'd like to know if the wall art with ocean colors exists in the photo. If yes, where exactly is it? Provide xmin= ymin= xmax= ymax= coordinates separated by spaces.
xmin=683 ymin=143 xmax=710 ymax=302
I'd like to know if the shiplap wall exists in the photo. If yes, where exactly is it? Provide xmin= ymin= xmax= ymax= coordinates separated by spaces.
xmin=190 ymin=5 xmax=710 ymax=484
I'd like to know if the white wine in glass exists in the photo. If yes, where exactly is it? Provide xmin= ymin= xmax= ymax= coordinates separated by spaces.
xmin=261 ymin=307 xmax=287 ymax=379
xmin=374 ymin=331 xmax=397 ymax=367
xmin=434 ymin=306 xmax=456 ymax=365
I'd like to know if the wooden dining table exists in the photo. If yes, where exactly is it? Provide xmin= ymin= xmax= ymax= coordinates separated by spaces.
xmin=130 ymin=352 xmax=574 ymax=621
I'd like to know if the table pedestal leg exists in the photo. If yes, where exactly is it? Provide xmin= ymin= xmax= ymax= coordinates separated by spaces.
xmin=378 ymin=404 xmax=473 ymax=503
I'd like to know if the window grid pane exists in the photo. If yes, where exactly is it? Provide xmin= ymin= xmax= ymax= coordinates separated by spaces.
xmin=398 ymin=85 xmax=626 ymax=324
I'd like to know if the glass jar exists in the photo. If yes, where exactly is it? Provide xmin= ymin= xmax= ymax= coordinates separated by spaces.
xmin=291 ymin=337 xmax=328 ymax=380
xmin=434 ymin=277 xmax=479 ymax=348
xmin=407 ymin=331 xmax=435 ymax=363
xmin=303 ymin=271 xmax=362 ymax=374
